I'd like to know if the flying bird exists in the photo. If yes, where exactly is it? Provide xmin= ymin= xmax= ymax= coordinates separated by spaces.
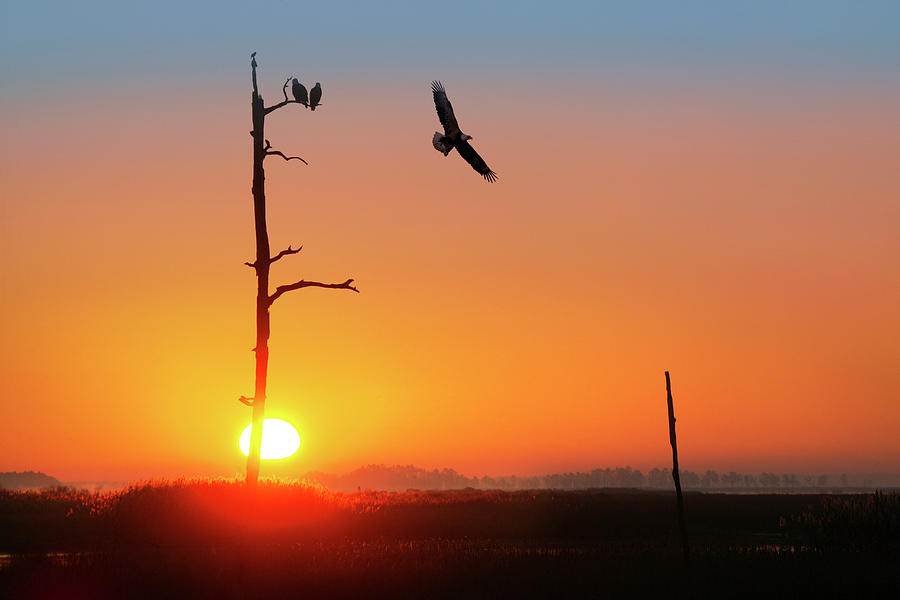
xmin=291 ymin=78 xmax=308 ymax=106
xmin=309 ymin=83 xmax=322 ymax=111
xmin=431 ymin=81 xmax=497 ymax=182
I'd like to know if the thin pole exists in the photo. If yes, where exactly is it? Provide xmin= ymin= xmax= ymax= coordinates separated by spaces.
xmin=665 ymin=371 xmax=690 ymax=565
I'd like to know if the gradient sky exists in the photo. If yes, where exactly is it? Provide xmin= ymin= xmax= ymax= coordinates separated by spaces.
xmin=2 ymin=2 xmax=899 ymax=481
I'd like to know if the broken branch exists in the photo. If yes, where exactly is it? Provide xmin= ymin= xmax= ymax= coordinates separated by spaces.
xmin=244 ymin=245 xmax=304 ymax=269
xmin=269 ymin=278 xmax=359 ymax=305
xmin=266 ymin=150 xmax=308 ymax=165
xmin=238 ymin=396 xmax=255 ymax=407
xmin=271 ymin=245 xmax=303 ymax=264
xmin=282 ymin=77 xmax=291 ymax=102
xmin=263 ymin=138 xmax=308 ymax=165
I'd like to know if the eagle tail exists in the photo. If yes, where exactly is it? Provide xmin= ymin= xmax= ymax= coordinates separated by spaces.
xmin=432 ymin=132 xmax=452 ymax=156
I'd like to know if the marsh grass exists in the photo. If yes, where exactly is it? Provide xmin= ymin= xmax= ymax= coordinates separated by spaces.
xmin=1 ymin=481 xmax=897 ymax=598
xmin=785 ymin=490 xmax=900 ymax=552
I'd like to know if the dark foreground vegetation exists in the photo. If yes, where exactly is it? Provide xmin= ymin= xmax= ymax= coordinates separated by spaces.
xmin=1 ymin=481 xmax=898 ymax=599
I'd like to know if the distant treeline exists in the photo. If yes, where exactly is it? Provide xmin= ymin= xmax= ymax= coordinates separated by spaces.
xmin=647 ymin=469 xmax=846 ymax=490
xmin=0 ymin=471 xmax=62 ymax=491
xmin=306 ymin=465 xmax=893 ymax=493
xmin=4 ymin=468 xmax=895 ymax=493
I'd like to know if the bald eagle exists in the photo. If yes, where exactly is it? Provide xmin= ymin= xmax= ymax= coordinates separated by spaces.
xmin=431 ymin=81 xmax=497 ymax=182
xmin=309 ymin=82 xmax=322 ymax=111
xmin=291 ymin=78 xmax=308 ymax=106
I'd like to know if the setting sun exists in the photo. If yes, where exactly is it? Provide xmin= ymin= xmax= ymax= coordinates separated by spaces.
xmin=238 ymin=419 xmax=301 ymax=460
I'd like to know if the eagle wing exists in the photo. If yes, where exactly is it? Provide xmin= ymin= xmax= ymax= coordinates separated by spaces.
xmin=456 ymin=140 xmax=497 ymax=182
xmin=432 ymin=81 xmax=460 ymax=136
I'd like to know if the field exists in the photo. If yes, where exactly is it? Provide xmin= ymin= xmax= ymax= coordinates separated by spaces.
xmin=2 ymin=482 xmax=898 ymax=598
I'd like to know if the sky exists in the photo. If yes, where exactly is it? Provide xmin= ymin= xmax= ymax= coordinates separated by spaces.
xmin=2 ymin=1 xmax=899 ymax=482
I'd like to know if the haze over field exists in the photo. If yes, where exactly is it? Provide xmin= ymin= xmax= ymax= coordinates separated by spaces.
xmin=1 ymin=1 xmax=898 ymax=482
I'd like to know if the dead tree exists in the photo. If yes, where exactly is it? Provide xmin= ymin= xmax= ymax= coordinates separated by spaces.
xmin=240 ymin=53 xmax=358 ymax=486
xmin=665 ymin=371 xmax=690 ymax=565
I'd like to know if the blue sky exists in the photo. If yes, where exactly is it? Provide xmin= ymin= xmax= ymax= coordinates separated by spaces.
xmin=3 ymin=1 xmax=898 ymax=94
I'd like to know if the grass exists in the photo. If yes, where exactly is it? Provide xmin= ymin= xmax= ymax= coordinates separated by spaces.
xmin=1 ymin=481 xmax=898 ymax=598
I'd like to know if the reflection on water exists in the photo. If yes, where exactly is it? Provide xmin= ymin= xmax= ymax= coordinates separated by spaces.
xmin=2 ymin=542 xmax=812 ymax=571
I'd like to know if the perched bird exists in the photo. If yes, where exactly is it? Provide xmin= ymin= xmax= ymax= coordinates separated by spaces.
xmin=291 ymin=78 xmax=308 ymax=106
xmin=431 ymin=80 xmax=497 ymax=182
xmin=309 ymin=82 xmax=322 ymax=111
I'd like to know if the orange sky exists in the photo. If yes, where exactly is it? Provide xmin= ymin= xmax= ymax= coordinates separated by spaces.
xmin=2 ymin=70 xmax=899 ymax=481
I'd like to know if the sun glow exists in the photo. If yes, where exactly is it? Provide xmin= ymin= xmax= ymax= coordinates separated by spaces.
xmin=238 ymin=418 xmax=301 ymax=460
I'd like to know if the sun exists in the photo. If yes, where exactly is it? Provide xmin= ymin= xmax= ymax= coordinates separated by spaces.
xmin=238 ymin=418 xmax=301 ymax=460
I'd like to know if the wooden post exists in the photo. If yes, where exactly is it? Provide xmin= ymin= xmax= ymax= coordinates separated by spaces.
xmin=665 ymin=371 xmax=690 ymax=565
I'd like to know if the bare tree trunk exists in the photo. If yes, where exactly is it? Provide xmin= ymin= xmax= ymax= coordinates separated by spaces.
xmin=665 ymin=371 xmax=690 ymax=565
xmin=247 ymin=55 xmax=269 ymax=486
xmin=240 ymin=54 xmax=357 ymax=487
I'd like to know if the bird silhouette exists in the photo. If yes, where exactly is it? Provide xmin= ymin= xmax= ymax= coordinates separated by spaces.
xmin=309 ymin=83 xmax=322 ymax=111
xmin=430 ymin=81 xmax=497 ymax=182
xmin=291 ymin=78 xmax=308 ymax=106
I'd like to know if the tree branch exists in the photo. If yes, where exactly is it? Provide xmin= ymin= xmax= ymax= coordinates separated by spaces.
xmin=264 ymin=99 xmax=318 ymax=114
xmin=244 ymin=244 xmax=304 ymax=269
xmin=269 ymin=278 xmax=359 ymax=305
xmin=282 ymin=77 xmax=291 ymax=102
xmin=271 ymin=245 xmax=303 ymax=264
xmin=238 ymin=396 xmax=255 ymax=407
xmin=266 ymin=150 xmax=308 ymax=165
xmin=263 ymin=138 xmax=308 ymax=165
